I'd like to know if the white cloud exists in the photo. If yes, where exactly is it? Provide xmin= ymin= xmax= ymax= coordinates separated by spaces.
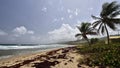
xmin=13 ymin=26 xmax=27 ymax=35
xmin=52 ymin=18 xmax=59 ymax=23
xmin=88 ymin=8 xmax=93 ymax=10
xmin=67 ymin=8 xmax=80 ymax=16
xmin=41 ymin=7 xmax=47 ymax=12
xmin=48 ymin=24 xmax=79 ymax=42
xmin=0 ymin=30 xmax=7 ymax=36
xmin=13 ymin=26 xmax=34 ymax=36
xmin=74 ymin=8 xmax=79 ymax=16
xmin=69 ymin=15 xmax=73 ymax=19
xmin=28 ymin=30 xmax=34 ymax=34
xmin=75 ymin=11 xmax=78 ymax=16
xmin=67 ymin=9 xmax=72 ymax=13
xmin=67 ymin=8 xmax=80 ymax=19
xmin=61 ymin=17 xmax=64 ymax=21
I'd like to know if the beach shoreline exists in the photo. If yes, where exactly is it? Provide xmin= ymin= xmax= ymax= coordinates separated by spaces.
xmin=0 ymin=45 xmax=84 ymax=68
xmin=0 ymin=44 xmax=75 ymax=59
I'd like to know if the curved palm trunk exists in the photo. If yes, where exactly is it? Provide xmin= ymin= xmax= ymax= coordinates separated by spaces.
xmin=83 ymin=35 xmax=90 ymax=45
xmin=104 ymin=24 xmax=110 ymax=45
xmin=85 ymin=38 xmax=90 ymax=45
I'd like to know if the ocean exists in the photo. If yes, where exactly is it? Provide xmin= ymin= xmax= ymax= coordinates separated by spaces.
xmin=0 ymin=44 xmax=71 ymax=59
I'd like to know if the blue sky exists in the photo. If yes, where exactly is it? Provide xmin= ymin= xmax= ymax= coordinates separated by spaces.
xmin=0 ymin=0 xmax=120 ymax=44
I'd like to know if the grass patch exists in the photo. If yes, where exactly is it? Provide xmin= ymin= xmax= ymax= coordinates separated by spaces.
xmin=77 ymin=41 xmax=120 ymax=68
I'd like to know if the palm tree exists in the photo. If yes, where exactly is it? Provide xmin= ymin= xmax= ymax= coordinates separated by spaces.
xmin=92 ymin=1 xmax=120 ymax=44
xmin=75 ymin=22 xmax=97 ymax=45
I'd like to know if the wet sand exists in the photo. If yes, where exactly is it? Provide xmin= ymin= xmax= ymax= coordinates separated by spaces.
xmin=0 ymin=46 xmax=89 ymax=68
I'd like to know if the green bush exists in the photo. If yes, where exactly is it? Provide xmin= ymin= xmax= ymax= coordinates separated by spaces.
xmin=90 ymin=38 xmax=99 ymax=44
xmin=77 ymin=41 xmax=120 ymax=67
xmin=111 ymin=38 xmax=120 ymax=43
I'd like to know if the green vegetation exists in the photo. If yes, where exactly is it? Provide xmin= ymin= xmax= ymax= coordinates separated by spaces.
xmin=75 ymin=1 xmax=120 ymax=68
xmin=110 ymin=36 xmax=120 ymax=43
xmin=90 ymin=38 xmax=99 ymax=44
xmin=92 ymin=1 xmax=120 ymax=45
xmin=77 ymin=41 xmax=120 ymax=67
xmin=75 ymin=22 xmax=97 ymax=45
xmin=75 ymin=1 xmax=120 ymax=67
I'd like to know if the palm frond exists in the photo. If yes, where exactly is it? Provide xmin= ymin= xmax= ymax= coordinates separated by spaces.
xmin=80 ymin=23 xmax=86 ymax=32
xmin=100 ymin=2 xmax=109 ymax=17
xmin=100 ymin=1 xmax=120 ymax=17
xmin=109 ymin=18 xmax=120 ymax=24
xmin=86 ymin=32 xmax=97 ymax=35
xmin=107 ymin=22 xmax=116 ymax=30
xmin=92 ymin=1 xmax=120 ymax=45
xmin=101 ymin=26 xmax=105 ymax=34
xmin=91 ymin=15 xmax=101 ymax=20
xmin=92 ymin=20 xmax=101 ymax=28
xmin=85 ymin=23 xmax=91 ymax=31
xmin=110 ymin=10 xmax=120 ymax=17
xmin=75 ymin=33 xmax=82 ymax=37
xmin=97 ymin=23 xmax=103 ymax=33
xmin=105 ymin=1 xmax=119 ymax=16
xmin=79 ymin=23 xmax=91 ymax=32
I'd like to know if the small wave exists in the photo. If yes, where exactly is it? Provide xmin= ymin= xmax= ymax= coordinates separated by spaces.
xmin=0 ymin=55 xmax=13 ymax=59
xmin=0 ymin=44 xmax=67 ymax=50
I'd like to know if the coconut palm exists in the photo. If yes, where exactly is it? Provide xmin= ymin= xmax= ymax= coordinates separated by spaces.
xmin=75 ymin=22 xmax=97 ymax=45
xmin=92 ymin=1 xmax=120 ymax=44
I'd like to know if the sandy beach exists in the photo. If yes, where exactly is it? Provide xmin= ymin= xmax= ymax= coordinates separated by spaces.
xmin=0 ymin=46 xmax=87 ymax=68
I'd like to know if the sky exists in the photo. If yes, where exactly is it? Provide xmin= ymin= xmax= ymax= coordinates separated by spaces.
xmin=0 ymin=0 xmax=120 ymax=44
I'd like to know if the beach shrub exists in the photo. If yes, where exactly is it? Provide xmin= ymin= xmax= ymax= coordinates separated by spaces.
xmin=90 ymin=38 xmax=99 ymax=44
xmin=111 ymin=38 xmax=120 ymax=43
xmin=77 ymin=41 xmax=120 ymax=67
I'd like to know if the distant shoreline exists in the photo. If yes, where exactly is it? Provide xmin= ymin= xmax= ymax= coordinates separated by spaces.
xmin=0 ymin=44 xmax=76 ymax=59
xmin=0 ymin=45 xmax=81 ymax=68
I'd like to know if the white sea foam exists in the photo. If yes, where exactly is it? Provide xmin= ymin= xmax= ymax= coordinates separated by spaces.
xmin=0 ymin=44 xmax=67 ymax=50
xmin=0 ymin=44 xmax=74 ymax=59
xmin=0 ymin=55 xmax=13 ymax=59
